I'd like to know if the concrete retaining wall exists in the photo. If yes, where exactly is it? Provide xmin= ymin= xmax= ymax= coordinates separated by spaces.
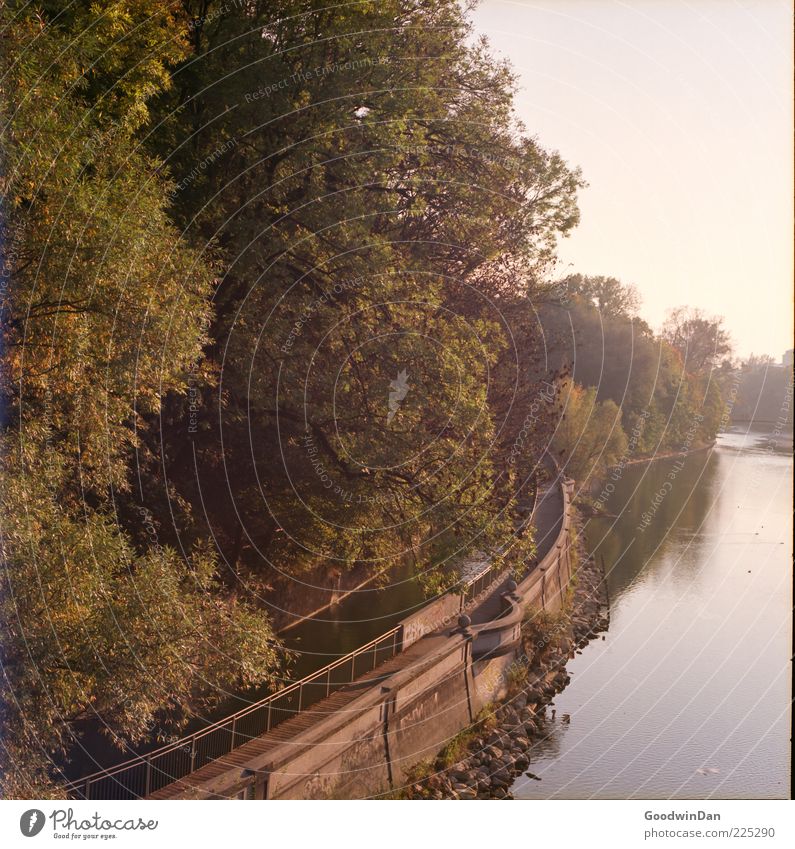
xmin=176 ymin=475 xmax=575 ymax=800
xmin=398 ymin=592 xmax=462 ymax=650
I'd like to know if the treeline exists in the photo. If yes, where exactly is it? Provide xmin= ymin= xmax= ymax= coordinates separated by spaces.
xmin=729 ymin=355 xmax=793 ymax=428
xmin=1 ymin=0 xmax=582 ymax=795
xmin=540 ymin=275 xmax=731 ymax=485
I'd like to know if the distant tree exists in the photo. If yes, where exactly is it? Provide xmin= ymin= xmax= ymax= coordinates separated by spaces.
xmin=552 ymin=379 xmax=628 ymax=484
xmin=536 ymin=278 xmax=655 ymax=427
xmin=661 ymin=307 xmax=732 ymax=375
xmin=559 ymin=274 xmax=642 ymax=318
xmin=537 ymin=281 xmax=727 ymax=457
xmin=743 ymin=353 xmax=776 ymax=369
xmin=731 ymin=356 xmax=794 ymax=426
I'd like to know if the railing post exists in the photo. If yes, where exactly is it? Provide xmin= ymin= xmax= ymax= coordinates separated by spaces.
xmin=266 ymin=699 xmax=272 ymax=733
xmin=392 ymin=628 xmax=398 ymax=657
xmin=556 ymin=543 xmax=564 ymax=598
xmin=145 ymin=757 xmax=152 ymax=797
xmin=297 ymin=683 xmax=303 ymax=713
xmin=326 ymin=667 xmax=331 ymax=697
xmin=231 ymin=716 xmax=237 ymax=750
xmin=564 ymin=536 xmax=571 ymax=584
xmin=190 ymin=737 xmax=196 ymax=772
xmin=84 ymin=778 xmax=91 ymax=800
xmin=540 ymin=566 xmax=546 ymax=610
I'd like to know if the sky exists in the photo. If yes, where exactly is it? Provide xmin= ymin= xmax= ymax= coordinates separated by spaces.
xmin=471 ymin=0 xmax=793 ymax=359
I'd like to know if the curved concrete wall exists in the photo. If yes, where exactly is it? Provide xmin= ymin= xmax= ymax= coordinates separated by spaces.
xmin=170 ymin=474 xmax=575 ymax=800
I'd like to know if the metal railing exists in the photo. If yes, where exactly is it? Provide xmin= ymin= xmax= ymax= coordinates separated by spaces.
xmin=460 ymin=562 xmax=497 ymax=608
xmin=65 ymin=626 xmax=402 ymax=800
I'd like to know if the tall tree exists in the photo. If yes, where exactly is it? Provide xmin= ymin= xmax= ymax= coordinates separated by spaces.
xmin=552 ymin=379 xmax=628 ymax=484
xmin=147 ymin=0 xmax=584 ymax=588
xmin=557 ymin=273 xmax=641 ymax=318
xmin=0 ymin=1 xmax=283 ymax=796
xmin=661 ymin=306 xmax=732 ymax=375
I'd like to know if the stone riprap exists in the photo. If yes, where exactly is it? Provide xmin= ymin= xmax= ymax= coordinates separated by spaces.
xmin=402 ymin=538 xmax=608 ymax=800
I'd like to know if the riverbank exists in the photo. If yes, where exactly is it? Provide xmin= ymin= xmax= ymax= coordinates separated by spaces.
xmin=616 ymin=440 xmax=715 ymax=469
xmin=400 ymin=514 xmax=609 ymax=800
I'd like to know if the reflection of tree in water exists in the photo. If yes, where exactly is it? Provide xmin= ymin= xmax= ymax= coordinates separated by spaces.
xmin=584 ymin=449 xmax=718 ymax=600
xmin=751 ymin=433 xmax=793 ymax=456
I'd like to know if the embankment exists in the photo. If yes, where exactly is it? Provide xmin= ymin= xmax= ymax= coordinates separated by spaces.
xmin=162 ymin=474 xmax=580 ymax=800
xmin=617 ymin=440 xmax=715 ymax=468
xmin=401 ymin=515 xmax=609 ymax=799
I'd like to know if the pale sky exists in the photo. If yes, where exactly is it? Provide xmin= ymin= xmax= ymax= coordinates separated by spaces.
xmin=472 ymin=0 xmax=793 ymax=359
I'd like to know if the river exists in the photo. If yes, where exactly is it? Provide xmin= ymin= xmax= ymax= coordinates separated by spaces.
xmin=512 ymin=428 xmax=792 ymax=800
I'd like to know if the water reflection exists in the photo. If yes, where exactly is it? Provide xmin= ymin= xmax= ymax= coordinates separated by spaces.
xmin=588 ymin=447 xmax=718 ymax=600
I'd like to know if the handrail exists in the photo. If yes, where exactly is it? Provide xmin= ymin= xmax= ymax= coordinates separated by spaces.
xmin=468 ymin=461 xmax=572 ymax=661
xmin=64 ymin=625 xmax=401 ymax=798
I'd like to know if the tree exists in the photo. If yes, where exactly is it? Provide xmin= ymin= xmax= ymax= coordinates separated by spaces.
xmin=1 ymin=1 xmax=284 ymax=796
xmin=731 ymin=356 xmax=794 ymax=426
xmin=661 ymin=306 xmax=732 ymax=375
xmin=0 ymin=431 xmax=282 ymax=797
xmin=552 ymin=379 xmax=628 ymax=484
xmin=557 ymin=273 xmax=641 ymax=318
xmin=536 ymin=278 xmax=727 ymax=458
xmin=147 ymin=0 xmax=584 ymax=585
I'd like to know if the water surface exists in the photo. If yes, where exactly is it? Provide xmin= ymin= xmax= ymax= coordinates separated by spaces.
xmin=513 ymin=429 xmax=792 ymax=799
